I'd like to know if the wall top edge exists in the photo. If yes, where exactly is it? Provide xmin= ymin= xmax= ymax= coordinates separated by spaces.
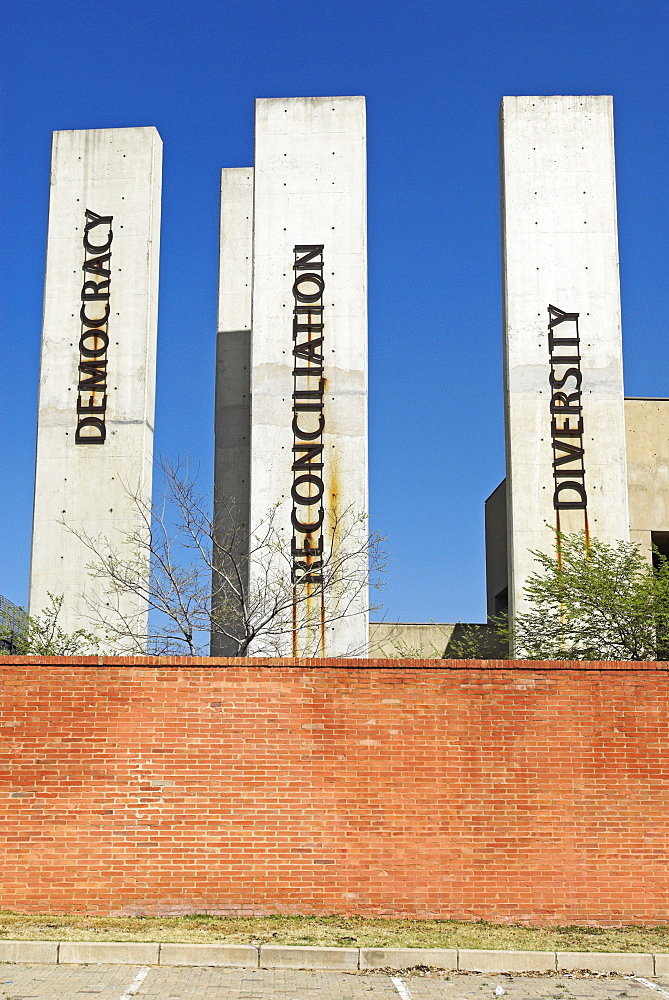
xmin=499 ymin=95 xmax=614 ymax=117
xmin=500 ymin=94 xmax=613 ymax=102
xmin=52 ymin=125 xmax=162 ymax=139
xmin=255 ymin=95 xmax=365 ymax=105
xmin=1 ymin=656 xmax=667 ymax=671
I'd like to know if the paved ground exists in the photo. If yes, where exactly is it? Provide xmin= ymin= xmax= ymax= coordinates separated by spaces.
xmin=0 ymin=966 xmax=668 ymax=1000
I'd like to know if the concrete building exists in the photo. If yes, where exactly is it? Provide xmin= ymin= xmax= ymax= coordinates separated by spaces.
xmin=29 ymin=127 xmax=162 ymax=643
xmin=486 ymin=96 xmax=669 ymax=624
xmin=213 ymin=97 xmax=369 ymax=657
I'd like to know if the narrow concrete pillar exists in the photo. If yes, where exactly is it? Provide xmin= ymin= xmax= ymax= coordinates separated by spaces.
xmin=211 ymin=168 xmax=253 ymax=655
xmin=500 ymin=96 xmax=629 ymax=620
xmin=29 ymin=127 xmax=162 ymax=642
xmin=249 ymin=96 xmax=369 ymax=655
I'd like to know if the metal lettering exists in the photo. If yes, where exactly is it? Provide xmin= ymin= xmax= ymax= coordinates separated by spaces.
xmin=294 ymin=245 xmax=325 ymax=270
xmin=78 ymin=359 xmax=107 ymax=392
xmin=291 ymin=245 xmax=325 ymax=585
xmin=74 ymin=415 xmax=106 ymax=444
xmin=293 ymin=271 xmax=325 ymax=302
xmin=553 ymin=481 xmax=588 ymax=510
xmin=292 ymin=443 xmax=324 ymax=470
xmin=552 ymin=441 xmax=585 ymax=468
xmin=548 ymin=304 xmax=579 ymax=328
xmin=292 ymin=413 xmax=325 ymax=440
xmin=82 ymin=252 xmax=112 ymax=277
xmin=293 ymin=338 xmax=324 ymax=364
xmin=80 ymin=302 xmax=111 ymax=328
xmin=83 ymin=209 xmax=114 ymax=253
xmin=550 ymin=391 xmax=582 ymax=415
xmin=292 ymin=473 xmax=325 ymax=506
xmin=549 ymin=367 xmax=582 ymax=390
xmin=294 ymin=304 xmax=324 ymax=315
xmin=547 ymin=305 xmax=587 ymax=510
xmin=291 ymin=537 xmax=324 ymax=557
xmin=293 ymin=319 xmax=324 ymax=338
xmin=77 ymin=395 xmax=107 ymax=414
xmin=291 ymin=507 xmax=325 ymax=532
xmin=79 ymin=330 xmax=109 ymax=358
xmin=81 ymin=278 xmax=110 ymax=301
xmin=76 ymin=209 xmax=112 ymax=444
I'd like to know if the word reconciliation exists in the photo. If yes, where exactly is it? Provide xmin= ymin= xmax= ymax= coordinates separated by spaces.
xmin=291 ymin=245 xmax=326 ymax=585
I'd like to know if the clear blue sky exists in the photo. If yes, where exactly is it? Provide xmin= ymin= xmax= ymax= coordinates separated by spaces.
xmin=1 ymin=0 xmax=668 ymax=624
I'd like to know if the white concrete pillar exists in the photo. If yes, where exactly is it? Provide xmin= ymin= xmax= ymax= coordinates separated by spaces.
xmin=29 ymin=127 xmax=162 ymax=643
xmin=500 ymin=96 xmax=629 ymax=620
xmin=249 ymin=96 xmax=369 ymax=656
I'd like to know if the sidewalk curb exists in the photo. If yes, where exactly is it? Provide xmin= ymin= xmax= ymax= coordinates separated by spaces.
xmin=0 ymin=941 xmax=666 ymax=973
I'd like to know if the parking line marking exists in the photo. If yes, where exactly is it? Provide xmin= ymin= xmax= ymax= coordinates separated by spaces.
xmin=391 ymin=976 xmax=413 ymax=1000
xmin=118 ymin=966 xmax=150 ymax=1000
xmin=635 ymin=979 xmax=669 ymax=999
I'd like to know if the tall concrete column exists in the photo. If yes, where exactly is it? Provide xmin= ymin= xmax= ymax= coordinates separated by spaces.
xmin=211 ymin=168 xmax=254 ymax=656
xmin=247 ymin=96 xmax=369 ymax=656
xmin=29 ymin=127 xmax=162 ymax=643
xmin=500 ymin=96 xmax=629 ymax=620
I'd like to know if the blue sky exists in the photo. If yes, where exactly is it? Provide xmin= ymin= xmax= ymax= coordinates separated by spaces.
xmin=1 ymin=0 xmax=668 ymax=624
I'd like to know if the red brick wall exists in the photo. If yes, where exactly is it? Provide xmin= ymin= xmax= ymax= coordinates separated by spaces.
xmin=1 ymin=656 xmax=668 ymax=924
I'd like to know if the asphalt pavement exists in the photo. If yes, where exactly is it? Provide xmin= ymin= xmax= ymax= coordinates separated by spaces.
xmin=1 ymin=965 xmax=669 ymax=1000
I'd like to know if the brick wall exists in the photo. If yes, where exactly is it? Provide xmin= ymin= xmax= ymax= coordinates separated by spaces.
xmin=1 ymin=656 xmax=668 ymax=924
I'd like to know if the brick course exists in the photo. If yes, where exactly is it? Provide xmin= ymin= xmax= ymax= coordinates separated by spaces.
xmin=1 ymin=656 xmax=668 ymax=923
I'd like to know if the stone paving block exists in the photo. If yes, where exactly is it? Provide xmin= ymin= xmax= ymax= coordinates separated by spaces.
xmin=159 ymin=943 xmax=259 ymax=967
xmin=459 ymin=949 xmax=556 ymax=972
xmin=557 ymin=952 xmax=653 ymax=975
xmin=58 ymin=940 xmax=159 ymax=965
xmin=655 ymin=954 xmax=669 ymax=977
xmin=0 ymin=939 xmax=59 ymax=963
xmin=260 ymin=945 xmax=359 ymax=970
xmin=360 ymin=947 xmax=457 ymax=970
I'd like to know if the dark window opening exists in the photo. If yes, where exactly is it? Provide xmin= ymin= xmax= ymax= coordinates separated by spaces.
xmin=651 ymin=532 xmax=669 ymax=570
xmin=493 ymin=587 xmax=508 ymax=617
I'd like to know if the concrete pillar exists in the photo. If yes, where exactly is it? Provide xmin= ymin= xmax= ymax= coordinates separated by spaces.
xmin=211 ymin=168 xmax=253 ymax=655
xmin=29 ymin=127 xmax=162 ymax=643
xmin=249 ymin=96 xmax=369 ymax=656
xmin=500 ymin=96 xmax=629 ymax=620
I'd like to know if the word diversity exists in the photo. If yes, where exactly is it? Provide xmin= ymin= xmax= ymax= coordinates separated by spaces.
xmin=547 ymin=304 xmax=587 ymax=510
xmin=291 ymin=245 xmax=326 ymax=585
xmin=75 ymin=209 xmax=113 ymax=444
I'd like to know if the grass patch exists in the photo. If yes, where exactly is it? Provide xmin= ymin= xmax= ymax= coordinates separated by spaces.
xmin=0 ymin=913 xmax=668 ymax=951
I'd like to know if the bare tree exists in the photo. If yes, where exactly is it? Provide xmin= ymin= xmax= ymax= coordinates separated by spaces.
xmin=68 ymin=459 xmax=385 ymax=656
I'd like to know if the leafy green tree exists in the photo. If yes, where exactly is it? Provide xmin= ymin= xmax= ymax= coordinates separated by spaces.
xmin=0 ymin=593 xmax=102 ymax=655
xmin=512 ymin=531 xmax=669 ymax=661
